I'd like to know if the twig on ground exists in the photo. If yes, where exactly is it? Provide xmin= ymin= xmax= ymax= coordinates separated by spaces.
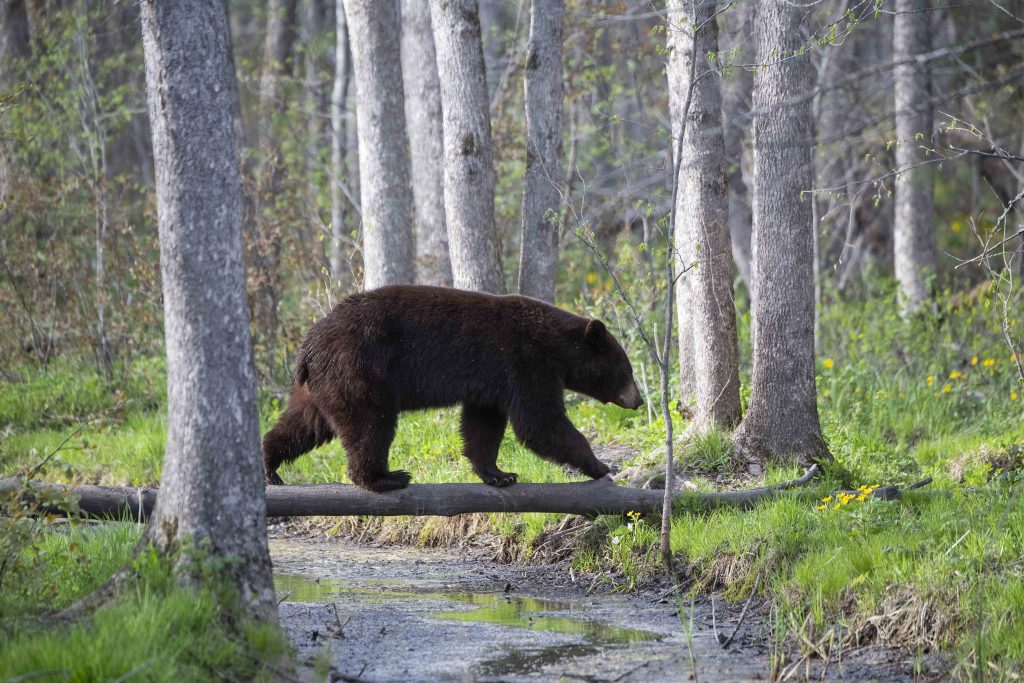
xmin=721 ymin=567 xmax=762 ymax=649
xmin=26 ymin=422 xmax=88 ymax=480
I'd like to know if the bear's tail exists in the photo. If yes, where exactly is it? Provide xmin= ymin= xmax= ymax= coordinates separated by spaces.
xmin=293 ymin=345 xmax=311 ymax=386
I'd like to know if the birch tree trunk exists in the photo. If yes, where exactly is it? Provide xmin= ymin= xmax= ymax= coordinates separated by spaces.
xmin=669 ymin=8 xmax=693 ymax=406
xmin=301 ymin=0 xmax=328 ymax=241
xmin=893 ymin=0 xmax=935 ymax=316
xmin=344 ymin=0 xmax=414 ymax=289
xmin=139 ymin=0 xmax=275 ymax=618
xmin=431 ymin=0 xmax=505 ymax=294
xmin=669 ymin=0 xmax=741 ymax=432
xmin=733 ymin=1 xmax=830 ymax=469
xmin=517 ymin=0 xmax=564 ymax=303
xmin=251 ymin=0 xmax=297 ymax=374
xmin=329 ymin=1 xmax=351 ymax=285
xmin=720 ymin=2 xmax=753 ymax=292
xmin=401 ymin=0 xmax=452 ymax=287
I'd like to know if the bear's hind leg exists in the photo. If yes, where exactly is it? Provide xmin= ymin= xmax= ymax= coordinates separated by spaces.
xmin=327 ymin=402 xmax=410 ymax=492
xmin=461 ymin=404 xmax=515 ymax=487
xmin=262 ymin=384 xmax=335 ymax=485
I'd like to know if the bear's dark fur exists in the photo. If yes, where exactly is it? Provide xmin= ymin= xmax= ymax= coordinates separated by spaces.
xmin=262 ymin=285 xmax=642 ymax=492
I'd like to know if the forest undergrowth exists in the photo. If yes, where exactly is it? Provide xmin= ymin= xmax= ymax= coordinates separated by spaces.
xmin=2 ymin=287 xmax=1023 ymax=679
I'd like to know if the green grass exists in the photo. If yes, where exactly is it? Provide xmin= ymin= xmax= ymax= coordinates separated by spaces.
xmin=1 ymin=287 xmax=1023 ymax=678
xmin=0 ymin=522 xmax=289 ymax=681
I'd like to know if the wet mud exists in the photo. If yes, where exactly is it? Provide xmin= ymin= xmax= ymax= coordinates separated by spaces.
xmin=270 ymin=536 xmax=940 ymax=682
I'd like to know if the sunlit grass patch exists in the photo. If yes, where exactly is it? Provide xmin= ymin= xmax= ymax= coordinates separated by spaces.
xmin=0 ymin=523 xmax=289 ymax=682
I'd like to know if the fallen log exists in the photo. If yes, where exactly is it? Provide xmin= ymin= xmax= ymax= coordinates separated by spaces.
xmin=0 ymin=466 xmax=820 ymax=521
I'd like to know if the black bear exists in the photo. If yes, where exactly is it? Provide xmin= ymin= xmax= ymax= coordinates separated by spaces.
xmin=262 ymin=285 xmax=643 ymax=492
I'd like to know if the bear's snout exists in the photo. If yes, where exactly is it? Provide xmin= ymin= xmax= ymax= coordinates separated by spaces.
xmin=615 ymin=380 xmax=643 ymax=410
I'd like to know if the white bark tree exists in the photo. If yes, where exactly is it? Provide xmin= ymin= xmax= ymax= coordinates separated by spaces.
xmin=252 ymin=0 xmax=298 ymax=332
xmin=329 ymin=1 xmax=352 ymax=284
xmin=401 ymin=0 xmax=452 ymax=287
xmin=517 ymin=0 xmax=564 ymax=303
xmin=732 ymin=1 xmax=830 ymax=468
xmin=893 ymin=0 xmax=936 ymax=315
xmin=669 ymin=0 xmax=741 ymax=432
xmin=720 ymin=2 xmax=753 ymax=292
xmin=431 ymin=0 xmax=505 ymax=293
xmin=139 ymin=0 xmax=275 ymax=617
xmin=344 ymin=0 xmax=415 ymax=289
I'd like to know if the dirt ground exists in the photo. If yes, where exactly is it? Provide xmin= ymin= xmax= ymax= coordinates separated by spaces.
xmin=269 ymin=529 xmax=943 ymax=683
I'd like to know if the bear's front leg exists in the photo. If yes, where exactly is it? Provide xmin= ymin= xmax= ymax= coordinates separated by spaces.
xmin=461 ymin=404 xmax=517 ymax=487
xmin=510 ymin=410 xmax=611 ymax=480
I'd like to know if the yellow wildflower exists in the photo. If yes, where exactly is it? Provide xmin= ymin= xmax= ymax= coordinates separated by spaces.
xmin=971 ymin=356 xmax=978 ymax=366
xmin=943 ymin=383 xmax=953 ymax=394
xmin=822 ymin=358 xmax=834 ymax=370
xmin=927 ymin=375 xmax=935 ymax=386
xmin=1012 ymin=392 xmax=1019 ymax=401
xmin=585 ymin=272 xmax=599 ymax=285
xmin=949 ymin=371 xmax=963 ymax=380
xmin=983 ymin=358 xmax=995 ymax=367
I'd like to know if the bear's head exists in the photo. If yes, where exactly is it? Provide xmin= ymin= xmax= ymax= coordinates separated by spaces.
xmin=566 ymin=319 xmax=643 ymax=410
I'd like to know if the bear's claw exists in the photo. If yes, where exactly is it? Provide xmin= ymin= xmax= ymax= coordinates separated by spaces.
xmin=477 ymin=468 xmax=518 ymax=487
xmin=266 ymin=470 xmax=285 ymax=486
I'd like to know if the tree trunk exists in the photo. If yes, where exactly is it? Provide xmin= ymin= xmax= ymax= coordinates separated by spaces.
xmin=431 ymin=0 xmax=505 ymax=294
xmin=669 ymin=0 xmax=741 ymax=432
xmin=329 ymin=0 xmax=351 ymax=285
xmin=140 ymin=0 xmax=275 ymax=618
xmin=517 ymin=0 xmax=564 ymax=303
xmin=719 ymin=2 xmax=753 ymax=293
xmin=893 ymin=0 xmax=935 ymax=316
xmin=668 ymin=9 xmax=694 ymax=407
xmin=251 ymin=0 xmax=298 ymax=375
xmin=343 ymin=0 xmax=415 ymax=290
xmin=301 ymin=0 xmax=329 ymax=252
xmin=732 ymin=1 xmax=830 ymax=469
xmin=401 ymin=0 xmax=452 ymax=287
xmin=0 ymin=0 xmax=30 ymax=223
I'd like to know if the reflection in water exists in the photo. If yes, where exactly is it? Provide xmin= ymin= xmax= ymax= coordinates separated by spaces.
xmin=274 ymin=572 xmax=662 ymax=677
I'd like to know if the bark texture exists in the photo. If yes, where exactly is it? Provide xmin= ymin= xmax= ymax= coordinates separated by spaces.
xmin=431 ymin=0 xmax=505 ymax=293
xmin=140 ymin=0 xmax=275 ymax=618
xmin=517 ymin=0 xmax=564 ymax=303
xmin=733 ymin=1 xmax=830 ymax=468
xmin=720 ymin=2 xmax=753 ymax=291
xmin=893 ymin=0 xmax=935 ymax=315
xmin=668 ymin=0 xmax=741 ymax=431
xmin=401 ymin=0 xmax=452 ymax=287
xmin=668 ymin=7 xmax=694 ymax=404
xmin=344 ymin=0 xmax=415 ymax=289
xmin=329 ymin=1 xmax=351 ymax=284
xmin=251 ymin=0 xmax=298 ymax=359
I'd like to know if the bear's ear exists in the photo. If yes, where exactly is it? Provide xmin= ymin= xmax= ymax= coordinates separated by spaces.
xmin=585 ymin=319 xmax=608 ymax=348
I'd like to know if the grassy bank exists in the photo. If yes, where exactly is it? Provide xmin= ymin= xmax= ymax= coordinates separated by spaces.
xmin=1 ymin=291 xmax=1023 ymax=679
xmin=0 ymin=518 xmax=289 ymax=681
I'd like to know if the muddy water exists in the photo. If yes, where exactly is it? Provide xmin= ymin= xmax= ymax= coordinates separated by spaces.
xmin=270 ymin=536 xmax=771 ymax=682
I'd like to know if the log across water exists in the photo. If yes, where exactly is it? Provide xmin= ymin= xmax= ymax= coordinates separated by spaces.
xmin=0 ymin=468 xmax=820 ymax=522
